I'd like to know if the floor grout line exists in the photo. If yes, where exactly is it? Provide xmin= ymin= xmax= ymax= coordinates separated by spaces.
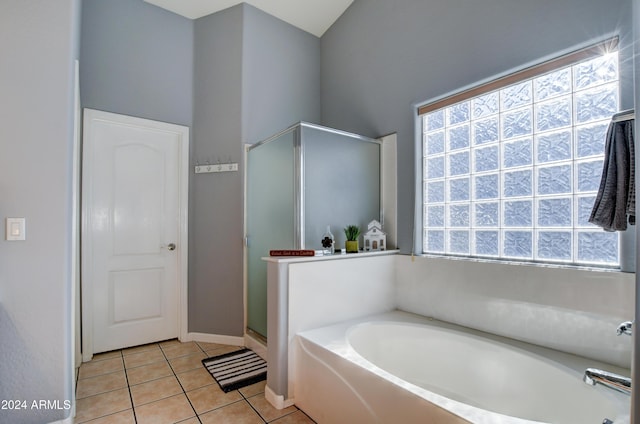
xmin=121 ymin=348 xmax=139 ymax=424
xmin=77 ymin=340 xmax=315 ymax=424
xmin=158 ymin=340 xmax=202 ymax=423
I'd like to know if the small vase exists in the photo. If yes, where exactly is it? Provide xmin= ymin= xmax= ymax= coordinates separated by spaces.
xmin=345 ymin=240 xmax=359 ymax=253
xmin=321 ymin=225 xmax=335 ymax=255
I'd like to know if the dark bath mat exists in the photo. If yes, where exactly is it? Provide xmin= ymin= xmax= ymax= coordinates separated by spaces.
xmin=202 ymin=348 xmax=267 ymax=393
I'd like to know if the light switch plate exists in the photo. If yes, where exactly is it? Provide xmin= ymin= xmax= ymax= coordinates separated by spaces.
xmin=6 ymin=218 xmax=26 ymax=241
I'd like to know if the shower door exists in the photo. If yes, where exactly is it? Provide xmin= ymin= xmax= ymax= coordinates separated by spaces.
xmin=246 ymin=130 xmax=296 ymax=337
xmin=246 ymin=122 xmax=381 ymax=339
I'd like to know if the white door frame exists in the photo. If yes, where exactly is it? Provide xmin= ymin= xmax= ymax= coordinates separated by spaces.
xmin=81 ymin=108 xmax=189 ymax=361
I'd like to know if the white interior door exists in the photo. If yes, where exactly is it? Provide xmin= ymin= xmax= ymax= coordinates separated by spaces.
xmin=82 ymin=109 xmax=189 ymax=356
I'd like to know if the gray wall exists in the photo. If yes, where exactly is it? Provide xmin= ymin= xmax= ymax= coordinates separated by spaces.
xmin=242 ymin=4 xmax=321 ymax=143
xmin=632 ymin=0 xmax=640 ymax=419
xmin=190 ymin=5 xmax=245 ymax=335
xmin=82 ymin=0 xmax=320 ymax=337
xmin=0 ymin=0 xmax=80 ymax=422
xmin=321 ymin=0 xmax=634 ymax=254
xmin=190 ymin=3 xmax=321 ymax=335
xmin=80 ymin=0 xmax=194 ymax=126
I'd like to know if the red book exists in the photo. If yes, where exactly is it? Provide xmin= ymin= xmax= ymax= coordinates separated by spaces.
xmin=269 ymin=249 xmax=316 ymax=257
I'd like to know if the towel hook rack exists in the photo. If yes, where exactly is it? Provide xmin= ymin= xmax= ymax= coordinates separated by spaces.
xmin=611 ymin=109 xmax=634 ymax=123
xmin=194 ymin=156 xmax=238 ymax=174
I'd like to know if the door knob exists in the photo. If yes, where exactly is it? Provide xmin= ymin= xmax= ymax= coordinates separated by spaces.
xmin=163 ymin=243 xmax=176 ymax=251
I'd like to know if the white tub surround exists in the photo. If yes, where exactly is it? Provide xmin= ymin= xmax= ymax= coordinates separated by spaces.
xmin=396 ymin=256 xmax=634 ymax=367
xmin=264 ymin=252 xmax=633 ymax=414
xmin=295 ymin=311 xmax=630 ymax=424
xmin=263 ymin=251 xmax=398 ymax=408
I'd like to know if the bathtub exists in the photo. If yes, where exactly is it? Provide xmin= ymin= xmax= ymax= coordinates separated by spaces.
xmin=292 ymin=311 xmax=630 ymax=424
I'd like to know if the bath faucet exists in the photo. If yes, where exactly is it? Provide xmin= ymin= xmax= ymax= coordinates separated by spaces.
xmin=616 ymin=321 xmax=633 ymax=336
xmin=582 ymin=320 xmax=633 ymax=395
xmin=583 ymin=368 xmax=631 ymax=395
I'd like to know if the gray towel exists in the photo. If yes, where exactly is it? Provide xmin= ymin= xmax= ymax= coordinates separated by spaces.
xmin=589 ymin=119 xmax=635 ymax=231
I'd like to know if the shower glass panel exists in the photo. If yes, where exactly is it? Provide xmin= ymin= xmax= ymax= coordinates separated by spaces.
xmin=246 ymin=122 xmax=380 ymax=338
xmin=246 ymin=129 xmax=295 ymax=338
xmin=302 ymin=125 xmax=380 ymax=250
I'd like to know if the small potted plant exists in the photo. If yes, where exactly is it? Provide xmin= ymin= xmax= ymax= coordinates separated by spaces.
xmin=344 ymin=224 xmax=361 ymax=253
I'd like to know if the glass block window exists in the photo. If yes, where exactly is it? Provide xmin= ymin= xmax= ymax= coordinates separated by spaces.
xmin=421 ymin=48 xmax=620 ymax=266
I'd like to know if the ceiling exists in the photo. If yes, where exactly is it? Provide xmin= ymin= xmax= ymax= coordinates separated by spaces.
xmin=143 ymin=0 xmax=354 ymax=37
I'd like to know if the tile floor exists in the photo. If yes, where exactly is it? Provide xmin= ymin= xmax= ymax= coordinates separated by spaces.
xmin=75 ymin=339 xmax=315 ymax=424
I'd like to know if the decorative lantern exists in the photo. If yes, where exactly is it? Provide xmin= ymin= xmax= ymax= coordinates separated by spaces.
xmin=363 ymin=220 xmax=386 ymax=251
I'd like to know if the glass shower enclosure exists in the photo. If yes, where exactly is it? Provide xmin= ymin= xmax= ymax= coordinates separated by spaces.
xmin=246 ymin=122 xmax=381 ymax=338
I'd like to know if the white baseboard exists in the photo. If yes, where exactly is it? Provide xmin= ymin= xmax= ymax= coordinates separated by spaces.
xmin=244 ymin=333 xmax=267 ymax=360
xmin=265 ymin=385 xmax=295 ymax=410
xmin=185 ymin=332 xmax=245 ymax=346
